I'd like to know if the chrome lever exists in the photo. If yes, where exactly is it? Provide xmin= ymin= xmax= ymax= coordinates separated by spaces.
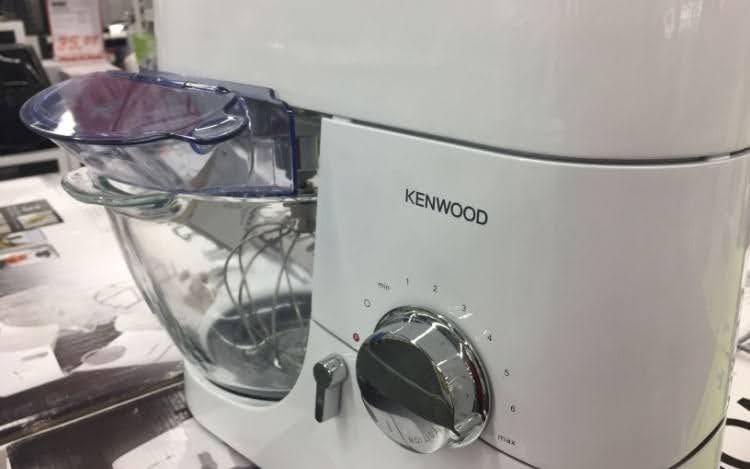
xmin=313 ymin=354 xmax=348 ymax=422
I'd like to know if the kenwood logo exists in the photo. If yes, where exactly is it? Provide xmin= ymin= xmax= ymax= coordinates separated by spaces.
xmin=405 ymin=188 xmax=487 ymax=225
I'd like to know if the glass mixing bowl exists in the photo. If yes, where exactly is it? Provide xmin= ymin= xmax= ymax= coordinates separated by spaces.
xmin=62 ymin=168 xmax=315 ymax=399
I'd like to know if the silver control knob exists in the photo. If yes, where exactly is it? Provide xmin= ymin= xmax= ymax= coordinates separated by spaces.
xmin=355 ymin=306 xmax=491 ymax=453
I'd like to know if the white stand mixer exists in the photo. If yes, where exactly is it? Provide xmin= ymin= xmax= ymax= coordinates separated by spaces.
xmin=109 ymin=1 xmax=750 ymax=467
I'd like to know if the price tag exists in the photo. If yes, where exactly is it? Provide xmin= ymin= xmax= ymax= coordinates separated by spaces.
xmin=47 ymin=0 xmax=105 ymax=61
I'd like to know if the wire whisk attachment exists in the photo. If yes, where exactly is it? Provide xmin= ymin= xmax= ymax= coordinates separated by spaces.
xmin=218 ymin=202 xmax=315 ymax=385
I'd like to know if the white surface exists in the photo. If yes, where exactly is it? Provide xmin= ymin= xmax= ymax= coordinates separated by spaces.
xmin=0 ymin=174 xmax=178 ymax=394
xmin=40 ymin=58 xmax=118 ymax=81
xmin=157 ymin=0 xmax=750 ymax=160
xmin=0 ymin=345 xmax=64 ymax=398
xmin=56 ymin=59 xmax=117 ymax=77
xmin=0 ymin=173 xmax=133 ymax=288
xmin=71 ymin=330 xmax=180 ymax=372
xmin=309 ymin=119 xmax=750 ymax=468
xmin=112 ymin=418 xmax=250 ymax=469
xmin=0 ymin=281 xmax=150 ymax=331
xmin=0 ymin=323 xmax=63 ymax=398
xmin=0 ymin=323 xmax=58 ymax=352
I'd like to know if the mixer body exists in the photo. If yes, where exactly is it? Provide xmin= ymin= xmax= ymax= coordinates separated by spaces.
xmin=184 ymin=118 xmax=750 ymax=468
xmin=33 ymin=1 xmax=750 ymax=467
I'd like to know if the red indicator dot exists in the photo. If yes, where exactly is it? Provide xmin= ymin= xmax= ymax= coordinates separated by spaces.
xmin=353 ymin=332 xmax=360 ymax=342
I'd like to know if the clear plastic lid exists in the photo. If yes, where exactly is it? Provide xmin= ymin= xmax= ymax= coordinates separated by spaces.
xmin=20 ymin=71 xmax=303 ymax=197
xmin=21 ymin=71 xmax=250 ymax=145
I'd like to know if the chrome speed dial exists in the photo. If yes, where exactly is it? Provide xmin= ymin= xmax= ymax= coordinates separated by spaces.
xmin=355 ymin=306 xmax=491 ymax=453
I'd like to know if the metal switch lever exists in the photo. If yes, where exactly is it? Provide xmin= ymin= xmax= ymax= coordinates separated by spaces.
xmin=313 ymin=354 xmax=348 ymax=422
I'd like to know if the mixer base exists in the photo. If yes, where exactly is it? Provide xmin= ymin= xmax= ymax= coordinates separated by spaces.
xmin=183 ymin=320 xmax=727 ymax=469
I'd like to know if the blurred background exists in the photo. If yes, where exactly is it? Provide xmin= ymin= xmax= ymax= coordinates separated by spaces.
xmin=0 ymin=0 xmax=155 ymax=181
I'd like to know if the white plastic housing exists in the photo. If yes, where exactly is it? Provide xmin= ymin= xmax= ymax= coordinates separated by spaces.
xmin=185 ymin=118 xmax=748 ymax=468
xmin=154 ymin=2 xmax=750 ymax=466
xmin=309 ymin=119 xmax=750 ymax=468
xmin=185 ymin=350 xmax=724 ymax=469
xmin=155 ymin=0 xmax=750 ymax=160
xmin=185 ymin=325 xmax=530 ymax=469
